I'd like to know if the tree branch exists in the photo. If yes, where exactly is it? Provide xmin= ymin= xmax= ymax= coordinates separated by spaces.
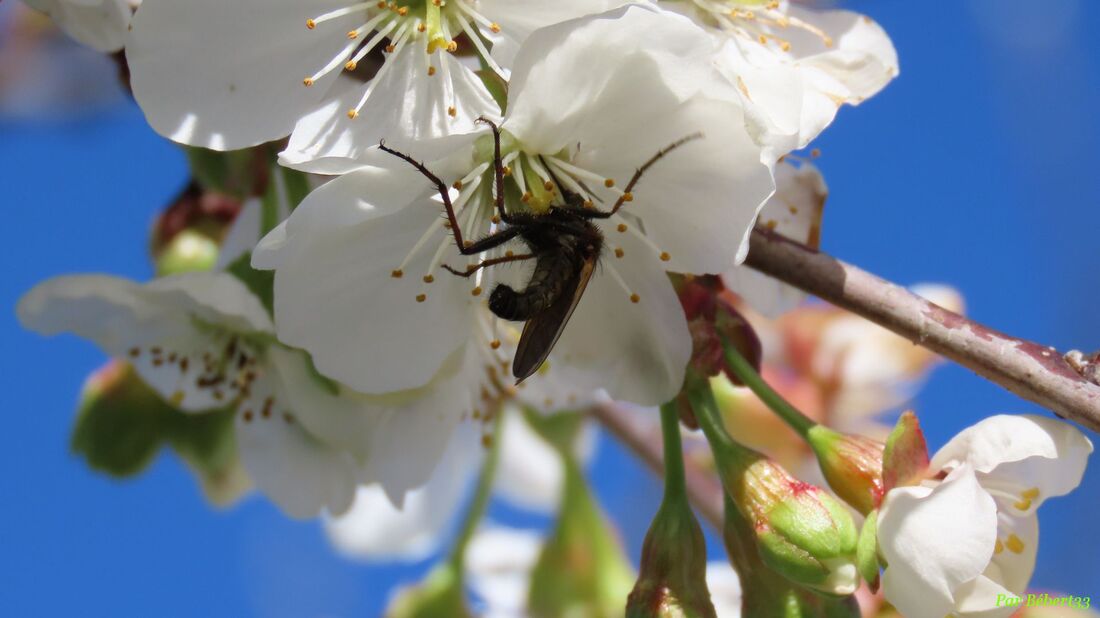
xmin=590 ymin=401 xmax=724 ymax=529
xmin=744 ymin=229 xmax=1100 ymax=433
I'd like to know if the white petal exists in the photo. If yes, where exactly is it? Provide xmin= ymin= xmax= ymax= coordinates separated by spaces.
xmin=127 ymin=0 xmax=356 ymax=149
xmin=26 ymin=0 xmax=131 ymax=52
xmin=466 ymin=526 xmax=544 ymax=616
xmin=216 ymin=198 xmax=264 ymax=270
xmin=930 ymin=415 xmax=1093 ymax=505
xmin=235 ymin=374 xmax=359 ymax=520
xmin=281 ymin=49 xmax=497 ymax=170
xmin=724 ymin=160 xmax=827 ymax=316
xmin=950 ymin=575 xmax=1017 ymax=618
xmin=479 ymin=0 xmax=630 ymax=69
xmin=550 ymin=228 xmax=692 ymax=406
xmin=323 ymin=423 xmax=481 ymax=560
xmin=705 ymin=562 xmax=743 ymax=618
xmin=492 ymin=409 xmax=565 ymax=513
xmin=878 ymin=466 xmax=999 ymax=618
xmin=18 ymin=273 xmax=271 ymax=411
xmin=263 ymin=165 xmax=477 ymax=393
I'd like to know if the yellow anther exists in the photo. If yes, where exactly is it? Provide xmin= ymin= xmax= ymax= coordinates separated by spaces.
xmin=344 ymin=61 xmax=357 ymax=71
xmin=617 ymin=223 xmax=627 ymax=233
xmin=391 ymin=269 xmax=404 ymax=278
xmin=306 ymin=19 xmax=316 ymax=29
xmin=416 ymin=294 xmax=427 ymax=303
xmin=502 ymin=165 xmax=512 ymax=176
xmin=471 ymin=286 xmax=483 ymax=296
xmin=448 ymin=106 xmax=457 ymax=117
xmin=452 ymin=180 xmax=463 ymax=190
xmin=622 ymin=192 xmax=634 ymax=202
xmin=397 ymin=6 xmax=407 ymax=15
xmin=447 ymin=41 xmax=458 ymax=52
xmin=481 ymin=434 xmax=493 ymax=448
xmin=303 ymin=77 xmax=314 ymax=87
xmin=583 ymin=200 xmax=594 ymax=209
xmin=604 ymin=178 xmax=615 ymax=188
xmin=543 ymin=180 xmax=555 ymax=192
xmin=521 ymin=192 xmax=532 ymax=203
xmin=1021 ymin=487 xmax=1041 ymax=500
xmin=490 ymin=339 xmax=501 ymax=350
xmin=417 ymin=22 xmax=426 ymax=32
xmin=504 ymin=249 xmax=513 ymax=257
xmin=348 ymin=30 xmax=359 ymax=39
xmin=490 ymin=22 xmax=501 ymax=33
xmin=376 ymin=0 xmax=385 ymax=7
xmin=1014 ymin=498 xmax=1033 ymax=511
xmin=630 ymin=293 xmax=640 ymax=304
xmin=491 ymin=215 xmax=501 ymax=224
xmin=759 ymin=34 xmax=768 ymax=44
xmin=1005 ymin=535 xmax=1025 ymax=554
xmin=427 ymin=66 xmax=436 ymax=76
xmin=170 ymin=391 xmax=185 ymax=406
xmin=994 ymin=539 xmax=1004 ymax=554
xmin=614 ymin=247 xmax=624 ymax=258
xmin=463 ymin=240 xmax=472 ymax=248
xmin=385 ymin=44 xmax=395 ymax=53
xmin=781 ymin=41 xmax=791 ymax=52
xmin=423 ymin=275 xmax=434 ymax=283
xmin=659 ymin=251 xmax=671 ymax=262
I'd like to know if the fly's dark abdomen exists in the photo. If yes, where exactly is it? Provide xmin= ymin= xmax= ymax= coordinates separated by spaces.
xmin=489 ymin=251 xmax=578 ymax=321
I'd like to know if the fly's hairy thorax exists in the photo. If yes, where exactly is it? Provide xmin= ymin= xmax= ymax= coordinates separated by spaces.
xmin=488 ymin=210 xmax=603 ymax=322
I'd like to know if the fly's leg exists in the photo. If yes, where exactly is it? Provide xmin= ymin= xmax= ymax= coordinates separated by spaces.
xmin=584 ymin=133 xmax=705 ymax=219
xmin=442 ymin=252 xmax=536 ymax=278
xmin=474 ymin=117 xmax=516 ymax=225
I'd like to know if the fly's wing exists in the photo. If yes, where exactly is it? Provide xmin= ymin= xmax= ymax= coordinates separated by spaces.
xmin=512 ymin=256 xmax=596 ymax=383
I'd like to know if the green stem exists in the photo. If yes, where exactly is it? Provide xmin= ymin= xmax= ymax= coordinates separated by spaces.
xmin=720 ymin=338 xmax=816 ymax=437
xmin=447 ymin=411 xmax=504 ymax=570
xmin=686 ymin=378 xmax=747 ymax=464
xmin=658 ymin=402 xmax=688 ymax=503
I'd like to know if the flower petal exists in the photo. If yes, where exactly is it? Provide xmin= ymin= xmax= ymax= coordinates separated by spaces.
xmin=18 ymin=273 xmax=271 ymax=411
xmin=878 ymin=466 xmax=999 ymax=618
xmin=466 ymin=526 xmax=544 ymax=615
xmin=550 ymin=227 xmax=692 ymax=406
xmin=323 ymin=422 xmax=480 ymax=560
xmin=930 ymin=414 xmax=1093 ymax=505
xmin=950 ymin=574 xmax=1017 ymax=618
xmin=479 ymin=0 xmax=630 ymax=69
xmin=280 ymin=49 xmax=497 ymax=171
xmin=705 ymin=562 xmax=743 ymax=618
xmin=724 ymin=160 xmax=827 ymax=316
xmin=261 ymin=165 xmax=477 ymax=393
xmin=235 ymin=374 xmax=359 ymax=519
xmin=987 ymin=512 xmax=1038 ymax=596
xmin=127 ymin=0 xmax=356 ymax=149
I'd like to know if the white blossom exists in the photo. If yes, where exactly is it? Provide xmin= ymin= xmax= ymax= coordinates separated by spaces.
xmin=16 ymin=272 xmax=477 ymax=519
xmin=126 ymin=0 xmax=623 ymax=159
xmin=662 ymin=0 xmax=898 ymax=156
xmin=877 ymin=415 xmax=1092 ymax=618
xmin=254 ymin=4 xmax=774 ymax=406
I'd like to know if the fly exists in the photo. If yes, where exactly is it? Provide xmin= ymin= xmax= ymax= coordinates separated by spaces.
xmin=380 ymin=118 xmax=700 ymax=383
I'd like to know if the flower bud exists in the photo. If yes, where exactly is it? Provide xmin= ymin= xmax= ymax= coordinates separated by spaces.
xmin=674 ymin=274 xmax=762 ymax=384
xmin=155 ymin=229 xmax=220 ymax=275
xmin=386 ymin=563 xmax=470 ymax=618
xmin=722 ymin=496 xmax=860 ymax=618
xmin=807 ymin=426 xmax=885 ymax=515
xmin=626 ymin=498 xmax=716 ymax=618
xmin=728 ymin=456 xmax=860 ymax=596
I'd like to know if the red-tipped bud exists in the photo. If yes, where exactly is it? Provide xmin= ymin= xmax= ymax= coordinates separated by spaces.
xmin=808 ymin=427 xmax=886 ymax=515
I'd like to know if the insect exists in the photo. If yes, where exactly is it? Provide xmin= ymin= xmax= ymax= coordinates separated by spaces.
xmin=380 ymin=118 xmax=700 ymax=382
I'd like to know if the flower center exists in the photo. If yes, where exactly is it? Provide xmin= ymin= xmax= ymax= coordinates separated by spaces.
xmin=128 ymin=324 xmax=263 ymax=407
xmin=388 ymin=133 xmax=673 ymax=307
xmin=303 ymin=0 xmax=503 ymax=119
xmin=673 ymin=0 xmax=834 ymax=51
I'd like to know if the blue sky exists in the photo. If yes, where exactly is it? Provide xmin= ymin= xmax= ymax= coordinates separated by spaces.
xmin=2 ymin=1 xmax=1098 ymax=615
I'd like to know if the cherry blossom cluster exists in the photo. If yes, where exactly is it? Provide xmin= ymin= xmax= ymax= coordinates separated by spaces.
xmin=15 ymin=0 xmax=1093 ymax=616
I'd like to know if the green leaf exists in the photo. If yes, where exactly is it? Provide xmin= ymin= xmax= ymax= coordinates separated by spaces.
xmin=476 ymin=69 xmax=509 ymax=114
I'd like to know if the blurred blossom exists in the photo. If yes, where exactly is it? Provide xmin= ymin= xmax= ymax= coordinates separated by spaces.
xmin=0 ymin=4 xmax=125 ymax=118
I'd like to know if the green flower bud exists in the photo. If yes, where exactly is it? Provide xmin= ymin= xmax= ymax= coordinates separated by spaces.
xmin=807 ymin=426 xmax=886 ymax=515
xmin=385 ymin=563 xmax=470 ymax=618
xmin=626 ymin=497 xmax=715 ymax=618
xmin=155 ymin=229 xmax=220 ymax=275
xmin=728 ymin=456 xmax=859 ymax=596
